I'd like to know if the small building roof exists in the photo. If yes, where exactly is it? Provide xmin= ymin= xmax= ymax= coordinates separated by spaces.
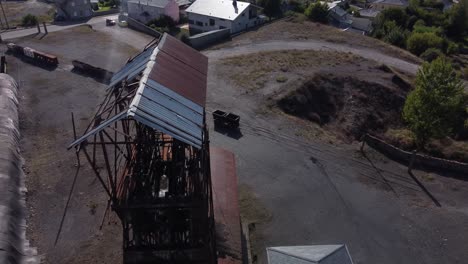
xmin=370 ymin=0 xmax=408 ymax=6
xmin=185 ymin=0 xmax=250 ymax=21
xmin=127 ymin=0 xmax=173 ymax=8
xmin=351 ymin=17 xmax=372 ymax=32
xmin=267 ymin=245 xmax=354 ymax=264
xmin=359 ymin=8 xmax=380 ymax=18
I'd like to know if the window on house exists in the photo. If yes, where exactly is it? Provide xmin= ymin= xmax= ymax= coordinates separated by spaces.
xmin=209 ymin=19 xmax=215 ymax=26
xmin=188 ymin=19 xmax=194 ymax=24
xmin=196 ymin=21 xmax=203 ymax=26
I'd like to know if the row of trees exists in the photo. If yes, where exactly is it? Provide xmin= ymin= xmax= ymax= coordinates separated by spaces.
xmin=372 ymin=0 xmax=467 ymax=59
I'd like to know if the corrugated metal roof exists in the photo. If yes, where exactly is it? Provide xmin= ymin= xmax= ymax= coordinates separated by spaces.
xmin=128 ymin=72 xmax=204 ymax=148
xmin=109 ymin=46 xmax=157 ymax=88
xmin=186 ymin=0 xmax=250 ymax=21
xmin=150 ymin=47 xmax=207 ymax=107
xmin=70 ymin=33 xmax=208 ymax=149
xmin=68 ymin=111 xmax=127 ymax=149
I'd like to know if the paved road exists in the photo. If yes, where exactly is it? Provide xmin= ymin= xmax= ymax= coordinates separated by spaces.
xmin=0 ymin=15 xmax=118 ymax=41
xmin=205 ymin=40 xmax=420 ymax=74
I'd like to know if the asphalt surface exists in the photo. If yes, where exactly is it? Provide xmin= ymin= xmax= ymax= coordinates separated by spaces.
xmin=1 ymin=15 xmax=118 ymax=40
xmin=7 ymin=20 xmax=468 ymax=264
xmin=205 ymin=46 xmax=468 ymax=264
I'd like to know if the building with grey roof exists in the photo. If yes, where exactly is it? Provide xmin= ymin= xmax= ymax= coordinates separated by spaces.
xmin=55 ymin=0 xmax=93 ymax=20
xmin=267 ymin=245 xmax=354 ymax=264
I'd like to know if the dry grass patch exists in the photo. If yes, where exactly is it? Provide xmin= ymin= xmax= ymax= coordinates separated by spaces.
xmin=221 ymin=50 xmax=362 ymax=90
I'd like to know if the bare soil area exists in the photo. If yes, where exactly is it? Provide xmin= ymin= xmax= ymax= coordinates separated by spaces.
xmin=219 ymin=50 xmax=411 ymax=142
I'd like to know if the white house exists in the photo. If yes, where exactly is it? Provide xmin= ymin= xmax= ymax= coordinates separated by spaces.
xmin=185 ymin=0 xmax=263 ymax=34
xmin=127 ymin=0 xmax=180 ymax=24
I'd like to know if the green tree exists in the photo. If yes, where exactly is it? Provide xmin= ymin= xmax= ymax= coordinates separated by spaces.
xmin=444 ymin=0 xmax=468 ymax=40
xmin=403 ymin=57 xmax=465 ymax=149
xmin=305 ymin=2 xmax=329 ymax=23
xmin=406 ymin=31 xmax=443 ymax=55
xmin=260 ymin=0 xmax=282 ymax=20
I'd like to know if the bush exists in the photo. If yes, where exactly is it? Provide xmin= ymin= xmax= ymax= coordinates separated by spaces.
xmin=383 ymin=25 xmax=408 ymax=48
xmin=21 ymin=14 xmax=38 ymax=27
xmin=420 ymin=48 xmax=443 ymax=61
xmin=377 ymin=7 xmax=408 ymax=27
xmin=288 ymin=0 xmax=305 ymax=13
xmin=446 ymin=41 xmax=459 ymax=55
xmin=406 ymin=32 xmax=443 ymax=55
xmin=304 ymin=2 xmax=329 ymax=23
xmin=403 ymin=57 xmax=465 ymax=148
xmin=147 ymin=15 xmax=175 ymax=28
xmin=412 ymin=25 xmax=442 ymax=35
xmin=413 ymin=19 xmax=425 ymax=28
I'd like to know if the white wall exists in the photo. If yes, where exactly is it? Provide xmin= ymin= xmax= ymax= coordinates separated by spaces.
xmin=128 ymin=1 xmax=180 ymax=24
xmin=187 ymin=6 xmax=259 ymax=34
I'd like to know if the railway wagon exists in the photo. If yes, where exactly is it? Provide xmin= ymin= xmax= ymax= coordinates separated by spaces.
xmin=7 ymin=43 xmax=58 ymax=66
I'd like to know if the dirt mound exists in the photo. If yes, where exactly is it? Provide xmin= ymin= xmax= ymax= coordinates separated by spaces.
xmin=277 ymin=74 xmax=407 ymax=140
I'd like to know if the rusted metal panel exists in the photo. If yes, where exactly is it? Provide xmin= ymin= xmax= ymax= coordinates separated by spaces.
xmin=152 ymin=34 xmax=208 ymax=107
xmin=210 ymin=147 xmax=243 ymax=264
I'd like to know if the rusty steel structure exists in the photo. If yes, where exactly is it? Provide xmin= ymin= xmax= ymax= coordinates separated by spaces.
xmin=68 ymin=33 xmax=216 ymax=264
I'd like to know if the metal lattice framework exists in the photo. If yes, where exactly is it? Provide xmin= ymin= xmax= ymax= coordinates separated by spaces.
xmin=68 ymin=34 xmax=216 ymax=264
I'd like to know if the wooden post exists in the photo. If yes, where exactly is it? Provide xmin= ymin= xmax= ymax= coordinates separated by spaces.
xmin=0 ymin=56 xmax=6 ymax=73
xmin=408 ymin=150 xmax=417 ymax=173
xmin=360 ymin=134 xmax=366 ymax=152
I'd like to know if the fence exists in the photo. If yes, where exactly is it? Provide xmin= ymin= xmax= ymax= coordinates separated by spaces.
xmin=188 ymin=28 xmax=231 ymax=50
xmin=121 ymin=15 xmax=162 ymax=38
xmin=363 ymin=134 xmax=468 ymax=175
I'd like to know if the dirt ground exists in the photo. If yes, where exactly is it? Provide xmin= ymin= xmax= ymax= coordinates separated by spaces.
xmin=1 ymin=0 xmax=55 ymax=28
xmin=212 ymin=15 xmax=422 ymax=66
xmin=219 ymin=50 xmax=410 ymax=142
xmin=4 ymin=25 xmax=152 ymax=263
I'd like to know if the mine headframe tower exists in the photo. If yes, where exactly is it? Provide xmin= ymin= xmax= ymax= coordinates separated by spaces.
xmin=68 ymin=33 xmax=216 ymax=264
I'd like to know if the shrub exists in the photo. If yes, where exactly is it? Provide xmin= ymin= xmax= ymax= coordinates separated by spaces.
xmin=446 ymin=41 xmax=459 ymax=55
xmin=406 ymin=32 xmax=443 ymax=55
xmin=420 ymin=48 xmax=443 ymax=61
xmin=403 ymin=57 xmax=465 ymax=149
xmin=21 ymin=14 xmax=38 ymax=27
xmin=147 ymin=15 xmax=175 ymax=28
xmin=288 ymin=0 xmax=305 ymax=13
xmin=377 ymin=7 xmax=408 ymax=27
xmin=305 ymin=2 xmax=329 ymax=23
xmin=413 ymin=19 xmax=425 ymax=28
xmin=383 ymin=25 xmax=408 ymax=48
xmin=412 ymin=25 xmax=442 ymax=35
